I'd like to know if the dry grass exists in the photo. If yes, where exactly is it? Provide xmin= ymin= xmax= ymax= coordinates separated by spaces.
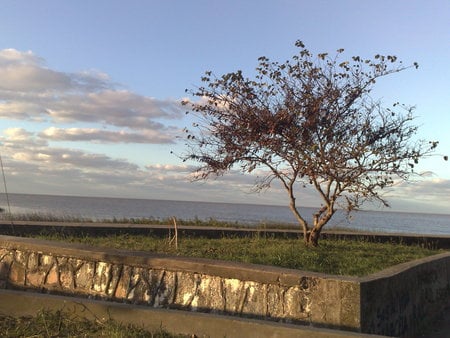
xmin=0 ymin=308 xmax=189 ymax=337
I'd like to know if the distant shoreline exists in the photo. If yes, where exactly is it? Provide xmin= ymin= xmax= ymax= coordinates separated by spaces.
xmin=0 ymin=193 xmax=449 ymax=236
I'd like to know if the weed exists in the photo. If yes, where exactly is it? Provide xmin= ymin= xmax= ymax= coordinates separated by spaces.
xmin=0 ymin=308 xmax=189 ymax=337
xmin=33 ymin=233 xmax=443 ymax=276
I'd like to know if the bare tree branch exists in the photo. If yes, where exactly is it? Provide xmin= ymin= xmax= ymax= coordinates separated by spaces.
xmin=180 ymin=40 xmax=438 ymax=246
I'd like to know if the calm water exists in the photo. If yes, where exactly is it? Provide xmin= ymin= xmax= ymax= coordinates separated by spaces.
xmin=1 ymin=193 xmax=449 ymax=236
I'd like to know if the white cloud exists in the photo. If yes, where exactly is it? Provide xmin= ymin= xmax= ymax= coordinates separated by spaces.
xmin=2 ymin=126 xmax=448 ymax=209
xmin=1 ymin=129 xmax=138 ymax=171
xmin=39 ymin=127 xmax=175 ymax=144
xmin=389 ymin=178 xmax=450 ymax=200
xmin=0 ymin=49 xmax=110 ymax=93
xmin=44 ymin=90 xmax=181 ymax=129
xmin=3 ymin=127 xmax=34 ymax=140
xmin=2 ymin=127 xmax=48 ymax=148
xmin=2 ymin=146 xmax=277 ymax=203
xmin=0 ymin=101 xmax=47 ymax=121
xmin=0 ymin=129 xmax=202 ymax=200
xmin=0 ymin=49 xmax=190 ymax=199
xmin=146 ymin=163 xmax=193 ymax=171
xmin=0 ymin=49 xmax=42 ymax=67
xmin=0 ymin=49 xmax=183 ymax=132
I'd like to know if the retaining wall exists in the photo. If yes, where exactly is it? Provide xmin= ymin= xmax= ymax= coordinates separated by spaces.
xmin=0 ymin=235 xmax=449 ymax=337
xmin=0 ymin=289 xmax=382 ymax=338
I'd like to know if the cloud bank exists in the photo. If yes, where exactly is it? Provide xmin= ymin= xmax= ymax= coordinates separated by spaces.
xmin=0 ymin=49 xmax=197 ymax=201
xmin=0 ymin=127 xmax=282 ymax=203
xmin=0 ymin=49 xmax=182 ymax=138
xmin=39 ymin=127 xmax=174 ymax=144
xmin=1 ymin=125 xmax=449 ymax=210
xmin=0 ymin=49 xmax=448 ymax=213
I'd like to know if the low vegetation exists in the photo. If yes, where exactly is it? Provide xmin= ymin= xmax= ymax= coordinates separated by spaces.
xmin=0 ymin=211 xmax=444 ymax=276
xmin=36 ymin=232 xmax=441 ymax=276
xmin=1 ymin=211 xmax=298 ymax=229
xmin=0 ymin=309 xmax=187 ymax=338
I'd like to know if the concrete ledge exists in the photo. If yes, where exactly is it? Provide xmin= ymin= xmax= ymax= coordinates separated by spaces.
xmin=0 ymin=289 xmax=384 ymax=338
xmin=0 ymin=234 xmax=343 ymax=285
xmin=1 ymin=235 xmax=360 ymax=331
xmin=1 ymin=234 xmax=449 ymax=336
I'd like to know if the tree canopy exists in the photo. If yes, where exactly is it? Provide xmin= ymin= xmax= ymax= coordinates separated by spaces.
xmin=181 ymin=40 xmax=438 ymax=246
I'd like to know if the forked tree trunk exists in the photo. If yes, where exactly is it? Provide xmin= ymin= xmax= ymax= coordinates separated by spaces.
xmin=290 ymin=210 xmax=322 ymax=246
xmin=305 ymin=227 xmax=321 ymax=247
xmin=288 ymin=190 xmax=327 ymax=246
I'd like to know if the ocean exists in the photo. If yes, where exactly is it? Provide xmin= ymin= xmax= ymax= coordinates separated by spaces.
xmin=0 ymin=193 xmax=449 ymax=236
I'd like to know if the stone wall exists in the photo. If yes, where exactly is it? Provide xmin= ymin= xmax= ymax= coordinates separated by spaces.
xmin=0 ymin=235 xmax=360 ymax=331
xmin=359 ymin=252 xmax=450 ymax=336
xmin=0 ymin=235 xmax=449 ymax=336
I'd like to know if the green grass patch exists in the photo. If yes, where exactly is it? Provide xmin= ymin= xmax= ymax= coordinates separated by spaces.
xmin=2 ymin=211 xmax=301 ymax=230
xmin=35 ymin=233 xmax=443 ymax=276
xmin=0 ymin=308 xmax=188 ymax=337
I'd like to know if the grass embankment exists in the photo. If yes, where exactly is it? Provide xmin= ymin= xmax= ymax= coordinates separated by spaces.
xmin=37 ymin=233 xmax=442 ymax=277
xmin=2 ymin=212 xmax=300 ymax=229
xmin=0 ymin=309 xmax=186 ymax=338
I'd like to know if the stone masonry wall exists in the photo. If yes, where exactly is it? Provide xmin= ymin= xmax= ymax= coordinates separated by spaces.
xmin=0 ymin=235 xmax=360 ymax=331
xmin=1 ymin=235 xmax=449 ymax=336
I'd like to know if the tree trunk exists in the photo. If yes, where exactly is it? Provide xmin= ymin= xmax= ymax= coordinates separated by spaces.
xmin=306 ymin=206 xmax=334 ymax=246
xmin=306 ymin=227 xmax=321 ymax=247
xmin=287 ymin=191 xmax=310 ymax=244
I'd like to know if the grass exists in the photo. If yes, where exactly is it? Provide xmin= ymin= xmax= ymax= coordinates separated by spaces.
xmin=0 ymin=308 xmax=188 ymax=338
xmin=35 ymin=232 xmax=443 ymax=276
xmin=2 ymin=211 xmax=388 ymax=233
xmin=1 ymin=211 xmax=299 ymax=229
xmin=1 ymin=211 xmax=445 ymax=276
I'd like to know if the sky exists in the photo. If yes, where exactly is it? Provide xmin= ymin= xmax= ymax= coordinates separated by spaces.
xmin=0 ymin=0 xmax=449 ymax=214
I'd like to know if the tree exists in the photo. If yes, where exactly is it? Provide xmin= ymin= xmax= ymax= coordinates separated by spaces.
xmin=181 ymin=40 xmax=439 ymax=246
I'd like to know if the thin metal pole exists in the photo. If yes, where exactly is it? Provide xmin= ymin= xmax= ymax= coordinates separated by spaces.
xmin=0 ymin=152 xmax=14 ymax=231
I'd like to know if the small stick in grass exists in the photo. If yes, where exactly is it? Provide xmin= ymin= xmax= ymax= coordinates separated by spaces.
xmin=168 ymin=216 xmax=178 ymax=250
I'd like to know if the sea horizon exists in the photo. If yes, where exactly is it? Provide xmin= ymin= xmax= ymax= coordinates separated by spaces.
xmin=0 ymin=192 xmax=449 ymax=236
xmin=1 ymin=191 xmax=449 ymax=218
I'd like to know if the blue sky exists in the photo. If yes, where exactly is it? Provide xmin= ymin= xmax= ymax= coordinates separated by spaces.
xmin=0 ymin=0 xmax=449 ymax=214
